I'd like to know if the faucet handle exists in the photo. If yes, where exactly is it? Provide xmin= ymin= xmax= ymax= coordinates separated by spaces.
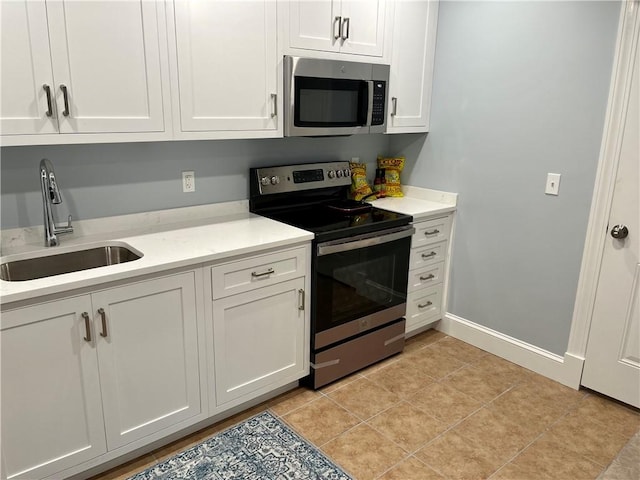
xmin=54 ymin=215 xmax=74 ymax=235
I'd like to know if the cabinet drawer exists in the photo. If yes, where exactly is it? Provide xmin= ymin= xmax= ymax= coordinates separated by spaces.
xmin=410 ymin=240 xmax=447 ymax=269
xmin=408 ymin=262 xmax=444 ymax=292
xmin=211 ymin=247 xmax=306 ymax=299
xmin=405 ymin=284 xmax=443 ymax=332
xmin=412 ymin=215 xmax=452 ymax=248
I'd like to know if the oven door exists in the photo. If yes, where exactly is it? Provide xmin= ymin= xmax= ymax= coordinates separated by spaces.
xmin=313 ymin=225 xmax=414 ymax=349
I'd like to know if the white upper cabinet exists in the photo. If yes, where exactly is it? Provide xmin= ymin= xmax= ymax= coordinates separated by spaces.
xmin=0 ymin=0 xmax=171 ymax=144
xmin=0 ymin=1 xmax=58 ymax=136
xmin=387 ymin=0 xmax=439 ymax=133
xmin=284 ymin=0 xmax=388 ymax=60
xmin=169 ymin=0 xmax=280 ymax=137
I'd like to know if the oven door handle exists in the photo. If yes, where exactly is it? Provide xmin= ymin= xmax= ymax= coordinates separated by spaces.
xmin=365 ymin=80 xmax=374 ymax=127
xmin=317 ymin=225 xmax=415 ymax=256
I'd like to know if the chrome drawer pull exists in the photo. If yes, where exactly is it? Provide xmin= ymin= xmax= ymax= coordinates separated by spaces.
xmin=418 ymin=301 xmax=433 ymax=309
xmin=98 ymin=308 xmax=107 ymax=338
xmin=424 ymin=229 xmax=440 ymax=236
xmin=420 ymin=274 xmax=435 ymax=281
xmin=422 ymin=251 xmax=437 ymax=259
xmin=298 ymin=289 xmax=305 ymax=311
xmin=82 ymin=312 xmax=91 ymax=342
xmin=251 ymin=267 xmax=274 ymax=278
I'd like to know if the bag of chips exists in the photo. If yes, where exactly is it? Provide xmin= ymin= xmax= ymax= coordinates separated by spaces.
xmin=349 ymin=162 xmax=373 ymax=201
xmin=377 ymin=156 xmax=405 ymax=197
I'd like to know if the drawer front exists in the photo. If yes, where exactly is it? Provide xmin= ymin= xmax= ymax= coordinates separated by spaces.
xmin=406 ymin=284 xmax=443 ymax=333
xmin=408 ymin=262 xmax=444 ymax=292
xmin=211 ymin=247 xmax=306 ymax=299
xmin=410 ymin=240 xmax=447 ymax=269
xmin=412 ymin=215 xmax=452 ymax=248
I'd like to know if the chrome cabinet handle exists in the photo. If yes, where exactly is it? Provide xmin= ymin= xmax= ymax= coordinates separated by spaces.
xmin=422 ymin=251 xmax=437 ymax=259
xmin=251 ymin=267 xmax=274 ymax=278
xmin=43 ymin=84 xmax=54 ymax=117
xmin=271 ymin=93 xmax=277 ymax=118
xmin=420 ymin=274 xmax=435 ymax=281
xmin=298 ymin=289 xmax=305 ymax=311
xmin=333 ymin=16 xmax=342 ymax=40
xmin=425 ymin=229 xmax=440 ymax=236
xmin=418 ymin=301 xmax=433 ymax=309
xmin=82 ymin=312 xmax=92 ymax=342
xmin=391 ymin=97 xmax=397 ymax=116
xmin=60 ymin=84 xmax=70 ymax=116
xmin=341 ymin=17 xmax=350 ymax=40
xmin=98 ymin=308 xmax=107 ymax=338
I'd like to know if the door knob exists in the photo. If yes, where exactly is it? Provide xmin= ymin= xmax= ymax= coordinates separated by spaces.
xmin=611 ymin=224 xmax=629 ymax=239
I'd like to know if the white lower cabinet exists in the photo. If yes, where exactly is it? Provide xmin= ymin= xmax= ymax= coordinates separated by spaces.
xmin=405 ymin=214 xmax=453 ymax=335
xmin=1 ymin=245 xmax=311 ymax=480
xmin=208 ymin=246 xmax=310 ymax=412
xmin=212 ymin=278 xmax=307 ymax=406
xmin=1 ymin=296 xmax=106 ymax=480
xmin=1 ymin=271 xmax=204 ymax=480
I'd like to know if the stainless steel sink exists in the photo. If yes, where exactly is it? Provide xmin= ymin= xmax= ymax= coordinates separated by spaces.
xmin=0 ymin=244 xmax=142 ymax=282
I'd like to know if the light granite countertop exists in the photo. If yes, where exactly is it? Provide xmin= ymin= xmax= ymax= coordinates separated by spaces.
xmin=0 ymin=186 xmax=456 ymax=307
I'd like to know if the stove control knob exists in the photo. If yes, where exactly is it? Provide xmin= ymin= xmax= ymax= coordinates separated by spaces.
xmin=327 ymin=170 xmax=336 ymax=179
xmin=260 ymin=176 xmax=270 ymax=186
xmin=336 ymin=170 xmax=344 ymax=178
xmin=343 ymin=168 xmax=351 ymax=178
xmin=270 ymin=176 xmax=280 ymax=185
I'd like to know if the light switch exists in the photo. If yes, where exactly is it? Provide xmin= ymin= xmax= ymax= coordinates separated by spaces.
xmin=545 ymin=173 xmax=561 ymax=195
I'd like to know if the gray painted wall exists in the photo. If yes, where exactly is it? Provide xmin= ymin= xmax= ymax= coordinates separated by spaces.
xmin=0 ymin=135 xmax=388 ymax=229
xmin=390 ymin=1 xmax=620 ymax=355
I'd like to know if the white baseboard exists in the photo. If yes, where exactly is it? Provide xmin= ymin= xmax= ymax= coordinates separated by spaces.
xmin=439 ymin=313 xmax=584 ymax=389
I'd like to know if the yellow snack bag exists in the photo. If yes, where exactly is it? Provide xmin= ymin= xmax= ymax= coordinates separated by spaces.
xmin=349 ymin=162 xmax=373 ymax=201
xmin=377 ymin=156 xmax=405 ymax=197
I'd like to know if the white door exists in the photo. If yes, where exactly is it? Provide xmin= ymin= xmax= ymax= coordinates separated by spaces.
xmin=93 ymin=272 xmax=202 ymax=450
xmin=387 ymin=0 xmax=438 ymax=133
xmin=1 ymin=297 xmax=107 ymax=480
xmin=46 ymin=0 xmax=166 ymax=134
xmin=581 ymin=33 xmax=640 ymax=408
xmin=0 ymin=0 xmax=58 ymax=135
xmin=173 ymin=0 xmax=278 ymax=132
xmin=288 ymin=0 xmax=340 ymax=53
xmin=339 ymin=0 xmax=386 ymax=57
xmin=212 ymin=278 xmax=307 ymax=406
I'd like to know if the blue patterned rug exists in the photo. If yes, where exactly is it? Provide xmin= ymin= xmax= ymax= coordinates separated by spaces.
xmin=128 ymin=411 xmax=352 ymax=479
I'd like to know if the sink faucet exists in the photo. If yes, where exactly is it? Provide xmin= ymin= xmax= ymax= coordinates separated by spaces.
xmin=40 ymin=158 xmax=73 ymax=246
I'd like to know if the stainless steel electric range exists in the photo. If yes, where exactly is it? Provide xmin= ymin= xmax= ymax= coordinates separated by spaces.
xmin=249 ymin=161 xmax=413 ymax=389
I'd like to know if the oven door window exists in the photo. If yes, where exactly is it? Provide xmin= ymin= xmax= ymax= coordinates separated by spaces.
xmin=315 ymin=236 xmax=410 ymax=332
xmin=294 ymin=76 xmax=368 ymax=127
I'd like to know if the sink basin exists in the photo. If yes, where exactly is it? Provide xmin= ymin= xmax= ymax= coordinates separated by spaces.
xmin=0 ymin=244 xmax=142 ymax=282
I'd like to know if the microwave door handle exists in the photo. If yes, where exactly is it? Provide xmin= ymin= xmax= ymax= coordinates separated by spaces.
xmin=366 ymin=80 xmax=374 ymax=127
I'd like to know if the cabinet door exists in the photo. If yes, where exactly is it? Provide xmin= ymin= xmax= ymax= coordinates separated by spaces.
xmin=46 ymin=0 xmax=166 ymax=134
xmin=173 ymin=0 xmax=278 ymax=132
xmin=387 ymin=0 xmax=438 ymax=132
xmin=0 ymin=0 xmax=58 ymax=135
xmin=288 ymin=0 xmax=340 ymax=53
xmin=212 ymin=278 xmax=307 ymax=406
xmin=339 ymin=0 xmax=386 ymax=57
xmin=1 ymin=297 xmax=107 ymax=480
xmin=92 ymin=272 xmax=202 ymax=450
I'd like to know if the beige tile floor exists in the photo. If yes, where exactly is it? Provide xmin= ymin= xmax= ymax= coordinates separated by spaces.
xmin=91 ymin=330 xmax=640 ymax=480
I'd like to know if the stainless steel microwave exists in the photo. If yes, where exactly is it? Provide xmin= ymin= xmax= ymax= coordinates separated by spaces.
xmin=284 ymin=56 xmax=390 ymax=137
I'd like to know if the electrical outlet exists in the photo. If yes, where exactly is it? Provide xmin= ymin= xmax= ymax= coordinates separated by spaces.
xmin=545 ymin=173 xmax=561 ymax=195
xmin=182 ymin=171 xmax=195 ymax=193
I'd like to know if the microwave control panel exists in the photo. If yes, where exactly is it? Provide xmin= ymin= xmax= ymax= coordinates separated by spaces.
xmin=371 ymin=81 xmax=386 ymax=126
